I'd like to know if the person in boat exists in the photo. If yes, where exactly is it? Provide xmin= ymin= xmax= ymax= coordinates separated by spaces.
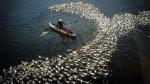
xmin=56 ymin=18 xmax=65 ymax=29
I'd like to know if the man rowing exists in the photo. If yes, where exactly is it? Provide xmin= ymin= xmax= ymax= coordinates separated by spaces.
xmin=56 ymin=18 xmax=65 ymax=29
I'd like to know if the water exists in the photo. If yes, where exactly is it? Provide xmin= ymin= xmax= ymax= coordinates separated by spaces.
xmin=1 ymin=0 xmax=97 ymax=66
xmin=0 ymin=0 xmax=150 ymax=84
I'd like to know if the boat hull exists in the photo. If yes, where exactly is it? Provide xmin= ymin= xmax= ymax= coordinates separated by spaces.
xmin=49 ymin=23 xmax=76 ymax=38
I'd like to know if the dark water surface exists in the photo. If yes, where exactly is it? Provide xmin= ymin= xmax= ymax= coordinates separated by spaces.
xmin=0 ymin=0 xmax=150 ymax=84
xmin=0 ymin=0 xmax=97 ymax=67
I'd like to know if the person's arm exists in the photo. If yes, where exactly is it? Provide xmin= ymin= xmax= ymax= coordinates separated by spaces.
xmin=56 ymin=22 xmax=59 ymax=26
xmin=63 ymin=22 xmax=66 ymax=25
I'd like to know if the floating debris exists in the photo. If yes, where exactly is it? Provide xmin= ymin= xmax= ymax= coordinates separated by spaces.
xmin=1 ymin=2 xmax=150 ymax=84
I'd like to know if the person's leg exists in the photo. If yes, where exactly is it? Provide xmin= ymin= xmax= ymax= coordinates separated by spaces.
xmin=60 ymin=25 xmax=64 ymax=30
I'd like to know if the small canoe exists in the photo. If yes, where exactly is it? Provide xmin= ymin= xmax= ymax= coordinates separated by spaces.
xmin=49 ymin=22 xmax=76 ymax=38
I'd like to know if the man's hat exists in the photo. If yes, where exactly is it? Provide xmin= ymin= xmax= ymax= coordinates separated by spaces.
xmin=59 ymin=18 xmax=62 ymax=21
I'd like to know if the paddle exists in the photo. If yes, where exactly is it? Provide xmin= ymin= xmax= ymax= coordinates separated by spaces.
xmin=63 ymin=20 xmax=79 ymax=28
xmin=66 ymin=20 xmax=79 ymax=26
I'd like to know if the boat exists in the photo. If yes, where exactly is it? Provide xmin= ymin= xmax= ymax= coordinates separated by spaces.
xmin=49 ymin=22 xmax=76 ymax=38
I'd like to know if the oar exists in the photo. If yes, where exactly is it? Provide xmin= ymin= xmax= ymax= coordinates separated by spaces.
xmin=65 ymin=20 xmax=79 ymax=27
xmin=67 ymin=20 xmax=79 ymax=25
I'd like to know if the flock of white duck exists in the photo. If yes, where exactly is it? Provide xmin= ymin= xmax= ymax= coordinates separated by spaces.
xmin=0 ymin=2 xmax=149 ymax=84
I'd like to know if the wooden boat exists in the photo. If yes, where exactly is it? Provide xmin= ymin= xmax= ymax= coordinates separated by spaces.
xmin=49 ymin=22 xmax=76 ymax=38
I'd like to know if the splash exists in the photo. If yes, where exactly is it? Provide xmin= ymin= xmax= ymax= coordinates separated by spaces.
xmin=1 ymin=2 xmax=150 ymax=84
